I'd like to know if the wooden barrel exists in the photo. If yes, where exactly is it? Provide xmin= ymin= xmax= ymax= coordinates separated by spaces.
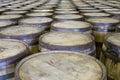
xmin=51 ymin=21 xmax=92 ymax=34
xmin=0 ymin=39 xmax=29 ymax=80
xmin=54 ymin=11 xmax=79 ymax=15
xmin=32 ymin=9 xmax=54 ymax=13
xmin=26 ymin=12 xmax=53 ymax=18
xmin=83 ymin=13 xmax=111 ymax=19
xmin=53 ymin=14 xmax=84 ymax=22
xmin=80 ymin=9 xmax=102 ymax=13
xmin=87 ymin=17 xmax=119 ymax=58
xmin=19 ymin=17 xmax=53 ymax=30
xmin=100 ymin=33 xmax=120 ymax=80
xmin=0 ymin=14 xmax=22 ymax=22
xmin=0 ymin=21 xmax=15 ymax=30
xmin=39 ymin=32 xmax=96 ymax=56
xmin=3 ymin=10 xmax=27 ymax=15
xmin=0 ymin=25 xmax=44 ymax=53
xmin=55 ymin=8 xmax=76 ymax=11
xmin=15 ymin=51 xmax=107 ymax=80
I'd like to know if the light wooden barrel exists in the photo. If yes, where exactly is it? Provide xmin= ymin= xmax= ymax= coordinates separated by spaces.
xmin=39 ymin=32 xmax=96 ymax=56
xmin=0 ymin=14 xmax=22 ymax=22
xmin=87 ymin=17 xmax=119 ymax=58
xmin=100 ymin=33 xmax=120 ymax=80
xmin=83 ymin=13 xmax=111 ymax=19
xmin=53 ymin=14 xmax=84 ymax=22
xmin=0 ymin=25 xmax=44 ymax=53
xmin=19 ymin=17 xmax=53 ymax=30
xmin=32 ymin=9 xmax=54 ymax=13
xmin=26 ymin=12 xmax=53 ymax=18
xmin=54 ymin=11 xmax=79 ymax=15
xmin=15 ymin=51 xmax=107 ymax=80
xmin=0 ymin=39 xmax=29 ymax=80
xmin=3 ymin=10 xmax=27 ymax=15
xmin=80 ymin=9 xmax=102 ymax=13
xmin=51 ymin=21 xmax=92 ymax=34
xmin=0 ymin=21 xmax=15 ymax=30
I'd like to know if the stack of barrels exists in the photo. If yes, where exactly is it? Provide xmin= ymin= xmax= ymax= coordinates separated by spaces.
xmin=0 ymin=0 xmax=119 ymax=80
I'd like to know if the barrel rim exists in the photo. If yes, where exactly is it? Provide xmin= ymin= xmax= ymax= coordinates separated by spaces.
xmin=15 ymin=50 xmax=107 ymax=80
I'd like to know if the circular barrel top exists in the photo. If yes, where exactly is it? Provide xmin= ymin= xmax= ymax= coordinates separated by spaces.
xmin=106 ymin=33 xmax=120 ymax=47
xmin=54 ymin=14 xmax=83 ymax=20
xmin=83 ymin=13 xmax=111 ymax=17
xmin=0 ymin=39 xmax=28 ymax=61
xmin=32 ymin=9 xmax=54 ymax=12
xmin=0 ymin=14 xmax=22 ymax=20
xmin=0 ymin=21 xmax=14 ymax=28
xmin=16 ymin=51 xmax=105 ymax=80
xmin=80 ymin=9 xmax=102 ymax=13
xmin=26 ymin=13 xmax=53 ymax=17
xmin=3 ymin=10 xmax=27 ymax=14
xmin=52 ymin=21 xmax=91 ymax=29
xmin=87 ymin=17 xmax=119 ymax=24
xmin=40 ymin=32 xmax=92 ymax=46
xmin=0 ymin=25 xmax=43 ymax=36
xmin=19 ymin=17 xmax=53 ymax=24
xmin=54 ymin=11 xmax=79 ymax=14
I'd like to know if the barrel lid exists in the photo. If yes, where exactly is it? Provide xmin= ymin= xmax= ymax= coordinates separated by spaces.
xmin=55 ymin=8 xmax=76 ymax=11
xmin=54 ymin=11 xmax=79 ymax=14
xmin=0 ymin=8 xmax=7 ymax=12
xmin=80 ymin=9 xmax=102 ymax=12
xmin=52 ymin=21 xmax=91 ymax=29
xmin=0 ymin=21 xmax=14 ymax=28
xmin=106 ymin=33 xmax=120 ymax=47
xmin=0 ymin=25 xmax=43 ymax=36
xmin=19 ymin=17 xmax=53 ymax=24
xmin=54 ymin=14 xmax=83 ymax=20
xmin=32 ymin=9 xmax=54 ymax=12
xmin=3 ymin=10 xmax=27 ymax=14
xmin=87 ymin=17 xmax=119 ymax=25
xmin=0 ymin=14 xmax=22 ymax=20
xmin=16 ymin=51 xmax=105 ymax=80
xmin=0 ymin=39 xmax=29 ymax=63
xmin=83 ymin=13 xmax=110 ymax=17
xmin=26 ymin=13 xmax=53 ymax=17
xmin=40 ymin=32 xmax=92 ymax=46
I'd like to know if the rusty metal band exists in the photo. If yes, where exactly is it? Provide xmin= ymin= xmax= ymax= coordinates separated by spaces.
xmin=51 ymin=27 xmax=91 ymax=32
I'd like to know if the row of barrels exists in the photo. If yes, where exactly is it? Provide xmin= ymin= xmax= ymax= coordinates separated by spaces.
xmin=0 ymin=0 xmax=120 ymax=80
